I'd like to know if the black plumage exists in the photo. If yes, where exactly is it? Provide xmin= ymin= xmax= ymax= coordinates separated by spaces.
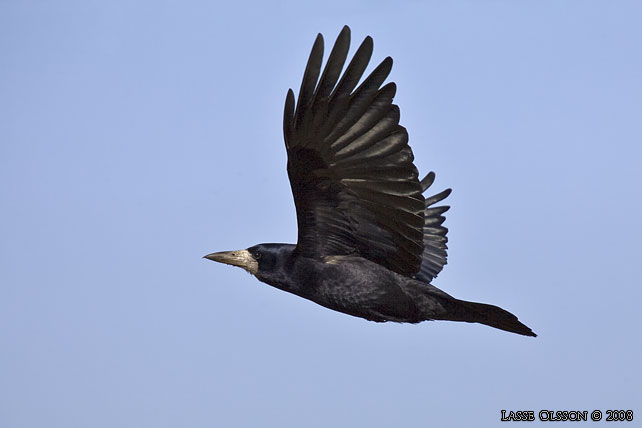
xmin=205 ymin=26 xmax=535 ymax=337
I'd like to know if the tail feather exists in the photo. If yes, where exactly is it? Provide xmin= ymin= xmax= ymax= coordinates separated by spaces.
xmin=437 ymin=298 xmax=536 ymax=337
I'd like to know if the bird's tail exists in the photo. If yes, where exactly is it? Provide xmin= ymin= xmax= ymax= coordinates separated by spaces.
xmin=435 ymin=297 xmax=536 ymax=337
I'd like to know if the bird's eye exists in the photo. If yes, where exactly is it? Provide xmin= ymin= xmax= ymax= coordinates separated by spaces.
xmin=252 ymin=251 xmax=262 ymax=260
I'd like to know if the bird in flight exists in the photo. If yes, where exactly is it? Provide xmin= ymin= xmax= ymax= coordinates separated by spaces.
xmin=205 ymin=26 xmax=535 ymax=337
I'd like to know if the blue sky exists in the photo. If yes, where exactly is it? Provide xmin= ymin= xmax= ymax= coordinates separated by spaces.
xmin=1 ymin=1 xmax=641 ymax=427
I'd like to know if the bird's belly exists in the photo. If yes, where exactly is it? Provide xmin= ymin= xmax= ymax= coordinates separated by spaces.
xmin=297 ymin=256 xmax=421 ymax=323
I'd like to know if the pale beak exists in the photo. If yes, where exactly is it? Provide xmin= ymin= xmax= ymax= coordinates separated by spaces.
xmin=203 ymin=249 xmax=258 ymax=275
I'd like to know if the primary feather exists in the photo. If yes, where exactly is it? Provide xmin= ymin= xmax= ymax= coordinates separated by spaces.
xmin=284 ymin=25 xmax=442 ymax=278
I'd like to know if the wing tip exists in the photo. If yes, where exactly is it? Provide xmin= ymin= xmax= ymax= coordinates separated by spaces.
xmin=284 ymin=89 xmax=296 ymax=146
xmin=360 ymin=35 xmax=374 ymax=55
xmin=420 ymin=172 xmax=436 ymax=190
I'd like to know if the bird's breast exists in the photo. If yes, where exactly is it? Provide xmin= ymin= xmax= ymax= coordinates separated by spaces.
xmin=290 ymin=255 xmax=421 ymax=322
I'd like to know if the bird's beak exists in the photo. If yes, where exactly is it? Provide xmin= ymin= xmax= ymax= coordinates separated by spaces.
xmin=203 ymin=249 xmax=258 ymax=275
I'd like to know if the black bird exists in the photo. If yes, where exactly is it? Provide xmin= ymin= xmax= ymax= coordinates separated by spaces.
xmin=205 ymin=26 xmax=535 ymax=337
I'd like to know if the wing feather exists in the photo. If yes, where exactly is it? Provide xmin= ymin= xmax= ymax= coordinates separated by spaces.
xmin=414 ymin=172 xmax=451 ymax=282
xmin=284 ymin=26 xmax=450 ymax=278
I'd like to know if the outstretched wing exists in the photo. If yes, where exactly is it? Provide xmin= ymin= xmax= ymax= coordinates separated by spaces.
xmin=414 ymin=172 xmax=451 ymax=283
xmin=283 ymin=25 xmax=426 ymax=277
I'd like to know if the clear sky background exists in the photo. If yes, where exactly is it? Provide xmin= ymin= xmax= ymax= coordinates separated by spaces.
xmin=2 ymin=1 xmax=641 ymax=427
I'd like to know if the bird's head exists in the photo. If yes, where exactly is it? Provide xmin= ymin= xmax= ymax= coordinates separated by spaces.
xmin=203 ymin=243 xmax=294 ymax=279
